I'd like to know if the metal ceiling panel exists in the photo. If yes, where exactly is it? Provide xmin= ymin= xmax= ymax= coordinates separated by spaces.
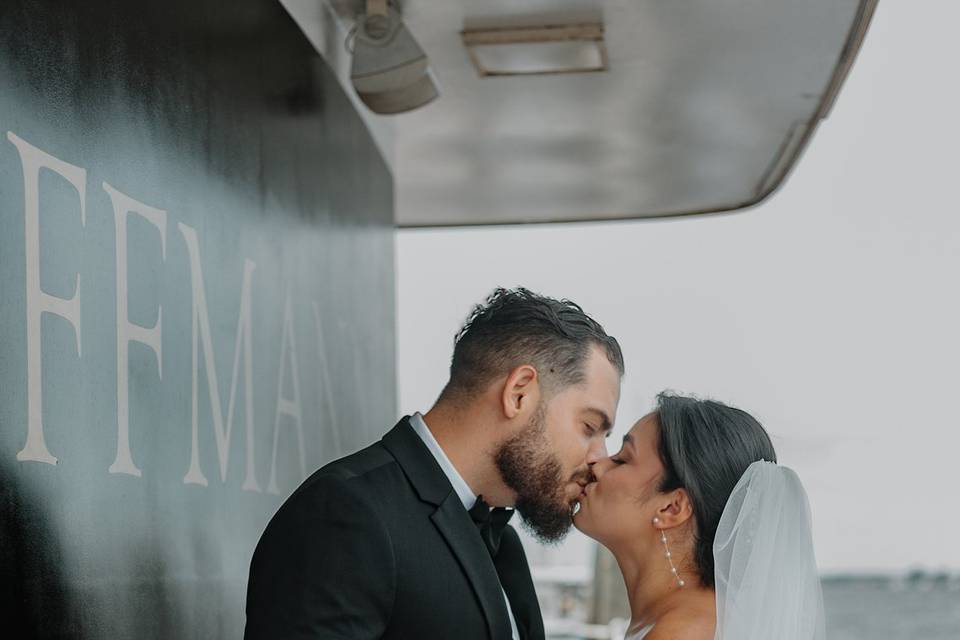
xmin=282 ymin=0 xmax=878 ymax=227
xmin=393 ymin=0 xmax=877 ymax=226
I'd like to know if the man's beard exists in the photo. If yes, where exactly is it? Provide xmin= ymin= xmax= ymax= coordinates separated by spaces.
xmin=494 ymin=402 xmax=579 ymax=544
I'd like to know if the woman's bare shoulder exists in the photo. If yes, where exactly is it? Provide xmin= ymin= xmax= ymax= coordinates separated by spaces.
xmin=643 ymin=605 xmax=715 ymax=640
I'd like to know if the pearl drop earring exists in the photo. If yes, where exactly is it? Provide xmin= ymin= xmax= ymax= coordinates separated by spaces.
xmin=653 ymin=517 xmax=685 ymax=588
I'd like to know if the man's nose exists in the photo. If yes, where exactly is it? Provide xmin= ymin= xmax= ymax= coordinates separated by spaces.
xmin=585 ymin=437 xmax=607 ymax=465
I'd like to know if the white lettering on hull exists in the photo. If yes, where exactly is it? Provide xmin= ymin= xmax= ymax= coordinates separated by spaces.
xmin=105 ymin=182 xmax=167 ymax=477
xmin=268 ymin=290 xmax=307 ymax=495
xmin=180 ymin=223 xmax=261 ymax=492
xmin=8 ymin=131 xmax=87 ymax=466
xmin=4 ymin=131 xmax=341 ymax=496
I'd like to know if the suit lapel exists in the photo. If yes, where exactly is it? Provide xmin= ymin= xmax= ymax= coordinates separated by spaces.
xmin=431 ymin=494 xmax=514 ymax=639
xmin=495 ymin=527 xmax=545 ymax=640
xmin=382 ymin=418 xmax=514 ymax=640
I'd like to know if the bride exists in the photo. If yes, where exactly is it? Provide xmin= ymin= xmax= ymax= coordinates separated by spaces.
xmin=574 ymin=392 xmax=825 ymax=640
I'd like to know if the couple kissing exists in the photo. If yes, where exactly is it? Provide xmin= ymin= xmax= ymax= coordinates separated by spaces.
xmin=245 ymin=287 xmax=823 ymax=640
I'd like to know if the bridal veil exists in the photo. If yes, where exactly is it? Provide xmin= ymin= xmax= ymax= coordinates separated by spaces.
xmin=713 ymin=461 xmax=826 ymax=640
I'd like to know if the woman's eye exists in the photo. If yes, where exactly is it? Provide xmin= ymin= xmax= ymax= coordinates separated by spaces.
xmin=610 ymin=456 xmax=625 ymax=465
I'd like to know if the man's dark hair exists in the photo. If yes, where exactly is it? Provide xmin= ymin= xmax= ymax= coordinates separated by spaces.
xmin=439 ymin=287 xmax=624 ymax=402
xmin=654 ymin=392 xmax=777 ymax=588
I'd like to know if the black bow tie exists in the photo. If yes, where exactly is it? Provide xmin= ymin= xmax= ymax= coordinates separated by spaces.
xmin=468 ymin=495 xmax=514 ymax=557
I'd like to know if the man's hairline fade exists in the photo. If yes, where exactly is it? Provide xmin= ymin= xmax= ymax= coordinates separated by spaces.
xmin=447 ymin=340 xmax=621 ymax=400
xmin=436 ymin=287 xmax=624 ymax=406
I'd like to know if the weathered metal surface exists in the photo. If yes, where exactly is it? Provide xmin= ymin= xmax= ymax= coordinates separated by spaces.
xmin=0 ymin=1 xmax=395 ymax=636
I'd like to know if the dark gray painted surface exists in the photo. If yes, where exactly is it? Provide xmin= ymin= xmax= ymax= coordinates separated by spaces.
xmin=0 ymin=1 xmax=396 ymax=637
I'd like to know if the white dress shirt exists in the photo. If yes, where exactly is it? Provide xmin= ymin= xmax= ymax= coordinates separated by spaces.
xmin=409 ymin=412 xmax=521 ymax=640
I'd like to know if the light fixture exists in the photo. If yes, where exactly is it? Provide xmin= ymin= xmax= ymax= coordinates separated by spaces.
xmin=462 ymin=24 xmax=607 ymax=77
xmin=348 ymin=0 xmax=439 ymax=114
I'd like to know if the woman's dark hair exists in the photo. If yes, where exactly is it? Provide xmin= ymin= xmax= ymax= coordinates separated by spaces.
xmin=654 ymin=392 xmax=777 ymax=588
xmin=440 ymin=287 xmax=624 ymax=402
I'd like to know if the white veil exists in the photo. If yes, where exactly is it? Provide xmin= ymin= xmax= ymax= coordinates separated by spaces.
xmin=713 ymin=461 xmax=826 ymax=640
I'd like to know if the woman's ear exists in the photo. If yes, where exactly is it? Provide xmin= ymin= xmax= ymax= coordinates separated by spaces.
xmin=653 ymin=489 xmax=694 ymax=529
xmin=500 ymin=364 xmax=540 ymax=419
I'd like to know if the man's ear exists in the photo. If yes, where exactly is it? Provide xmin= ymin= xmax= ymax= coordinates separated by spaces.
xmin=500 ymin=364 xmax=540 ymax=419
xmin=653 ymin=488 xmax=694 ymax=529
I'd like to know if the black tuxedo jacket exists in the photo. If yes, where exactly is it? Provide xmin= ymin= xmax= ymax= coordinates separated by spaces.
xmin=245 ymin=418 xmax=545 ymax=640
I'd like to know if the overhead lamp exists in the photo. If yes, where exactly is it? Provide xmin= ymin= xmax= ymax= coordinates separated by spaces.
xmin=462 ymin=24 xmax=608 ymax=77
xmin=348 ymin=0 xmax=439 ymax=114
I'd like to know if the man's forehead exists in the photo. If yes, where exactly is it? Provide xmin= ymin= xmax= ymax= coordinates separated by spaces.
xmin=583 ymin=343 xmax=621 ymax=376
xmin=581 ymin=353 xmax=622 ymax=401
xmin=562 ymin=373 xmax=619 ymax=406
xmin=551 ymin=383 xmax=617 ymax=424
xmin=547 ymin=346 xmax=621 ymax=416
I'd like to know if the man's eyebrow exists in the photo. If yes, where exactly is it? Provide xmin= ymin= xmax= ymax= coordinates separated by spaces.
xmin=584 ymin=407 xmax=613 ymax=432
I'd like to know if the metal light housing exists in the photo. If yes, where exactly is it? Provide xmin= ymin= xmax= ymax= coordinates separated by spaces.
xmin=349 ymin=3 xmax=438 ymax=115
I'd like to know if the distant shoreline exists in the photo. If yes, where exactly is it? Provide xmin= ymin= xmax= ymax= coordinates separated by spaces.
xmin=821 ymin=569 xmax=960 ymax=581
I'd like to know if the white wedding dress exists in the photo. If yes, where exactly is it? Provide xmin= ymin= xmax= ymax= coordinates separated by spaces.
xmin=624 ymin=462 xmax=825 ymax=640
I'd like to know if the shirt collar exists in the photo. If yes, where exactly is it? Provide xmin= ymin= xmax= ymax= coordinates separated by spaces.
xmin=409 ymin=412 xmax=478 ymax=511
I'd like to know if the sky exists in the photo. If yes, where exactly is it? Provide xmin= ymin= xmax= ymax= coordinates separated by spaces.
xmin=395 ymin=1 xmax=960 ymax=573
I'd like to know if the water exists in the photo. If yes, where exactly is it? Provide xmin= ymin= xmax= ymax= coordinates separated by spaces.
xmin=544 ymin=575 xmax=960 ymax=639
xmin=823 ymin=576 xmax=960 ymax=640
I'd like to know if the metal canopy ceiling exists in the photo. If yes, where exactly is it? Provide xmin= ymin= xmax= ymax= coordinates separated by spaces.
xmin=285 ymin=0 xmax=878 ymax=227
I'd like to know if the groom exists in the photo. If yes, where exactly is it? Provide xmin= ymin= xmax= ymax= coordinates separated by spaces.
xmin=244 ymin=288 xmax=624 ymax=640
